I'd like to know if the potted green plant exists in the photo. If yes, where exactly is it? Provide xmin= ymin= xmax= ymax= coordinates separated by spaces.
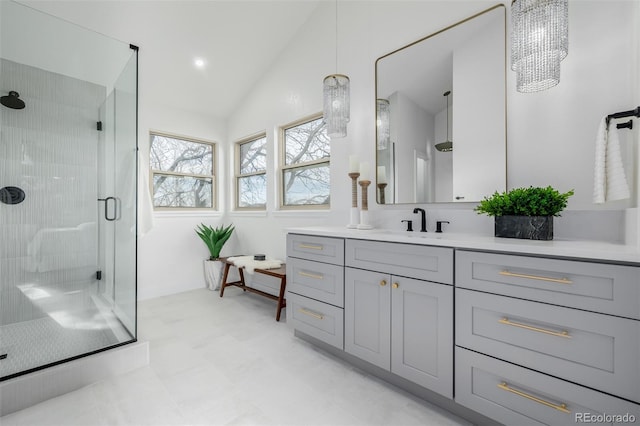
xmin=475 ymin=186 xmax=574 ymax=240
xmin=196 ymin=223 xmax=234 ymax=290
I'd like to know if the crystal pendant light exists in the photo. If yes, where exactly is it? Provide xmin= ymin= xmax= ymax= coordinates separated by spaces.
xmin=323 ymin=0 xmax=350 ymax=138
xmin=511 ymin=0 xmax=568 ymax=93
xmin=323 ymin=74 xmax=350 ymax=137
xmin=376 ymin=99 xmax=390 ymax=150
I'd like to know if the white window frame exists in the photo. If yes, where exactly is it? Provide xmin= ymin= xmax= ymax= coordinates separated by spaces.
xmin=149 ymin=131 xmax=217 ymax=211
xmin=234 ymin=132 xmax=267 ymax=211
xmin=279 ymin=113 xmax=330 ymax=210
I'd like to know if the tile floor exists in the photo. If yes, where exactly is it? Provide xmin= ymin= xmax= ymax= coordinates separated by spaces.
xmin=1 ymin=288 xmax=471 ymax=425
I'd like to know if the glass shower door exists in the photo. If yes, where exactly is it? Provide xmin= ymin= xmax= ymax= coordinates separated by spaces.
xmin=97 ymin=51 xmax=137 ymax=337
xmin=112 ymin=52 xmax=137 ymax=335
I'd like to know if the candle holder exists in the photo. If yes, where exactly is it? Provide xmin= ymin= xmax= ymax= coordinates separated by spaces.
xmin=377 ymin=183 xmax=387 ymax=205
xmin=357 ymin=179 xmax=373 ymax=230
xmin=347 ymin=172 xmax=360 ymax=228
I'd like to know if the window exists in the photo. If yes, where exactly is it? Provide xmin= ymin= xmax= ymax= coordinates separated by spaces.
xmin=235 ymin=134 xmax=267 ymax=210
xmin=280 ymin=115 xmax=330 ymax=208
xmin=150 ymin=132 xmax=216 ymax=209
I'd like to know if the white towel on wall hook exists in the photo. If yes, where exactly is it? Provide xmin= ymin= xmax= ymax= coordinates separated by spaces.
xmin=593 ymin=116 xmax=631 ymax=203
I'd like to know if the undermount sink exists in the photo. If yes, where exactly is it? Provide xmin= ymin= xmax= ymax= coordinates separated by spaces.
xmin=372 ymin=229 xmax=444 ymax=239
xmin=406 ymin=232 xmax=444 ymax=239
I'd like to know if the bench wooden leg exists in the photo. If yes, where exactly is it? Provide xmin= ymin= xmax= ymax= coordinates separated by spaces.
xmin=238 ymin=268 xmax=247 ymax=291
xmin=275 ymin=276 xmax=287 ymax=322
xmin=219 ymin=263 xmax=232 ymax=297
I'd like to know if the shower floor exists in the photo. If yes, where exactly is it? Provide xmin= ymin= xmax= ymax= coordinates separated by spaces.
xmin=0 ymin=298 xmax=131 ymax=379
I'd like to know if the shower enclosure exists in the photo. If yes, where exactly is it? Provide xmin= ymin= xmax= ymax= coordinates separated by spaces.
xmin=0 ymin=1 xmax=138 ymax=380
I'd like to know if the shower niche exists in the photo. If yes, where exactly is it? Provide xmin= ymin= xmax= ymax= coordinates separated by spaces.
xmin=0 ymin=1 xmax=138 ymax=381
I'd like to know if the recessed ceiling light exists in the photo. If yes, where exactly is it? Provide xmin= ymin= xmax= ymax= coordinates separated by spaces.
xmin=194 ymin=58 xmax=206 ymax=69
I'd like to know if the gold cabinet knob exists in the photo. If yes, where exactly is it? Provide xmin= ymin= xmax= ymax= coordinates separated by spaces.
xmin=380 ymin=280 xmax=387 ymax=287
xmin=392 ymin=283 xmax=399 ymax=289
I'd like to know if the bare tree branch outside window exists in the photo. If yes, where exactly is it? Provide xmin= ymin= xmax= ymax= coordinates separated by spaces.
xmin=236 ymin=135 xmax=267 ymax=209
xmin=150 ymin=133 xmax=215 ymax=208
xmin=282 ymin=116 xmax=330 ymax=207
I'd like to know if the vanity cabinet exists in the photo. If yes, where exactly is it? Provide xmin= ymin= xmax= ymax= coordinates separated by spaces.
xmin=344 ymin=239 xmax=454 ymax=398
xmin=285 ymin=230 xmax=640 ymax=425
xmin=455 ymin=249 xmax=640 ymax=423
xmin=286 ymin=234 xmax=345 ymax=349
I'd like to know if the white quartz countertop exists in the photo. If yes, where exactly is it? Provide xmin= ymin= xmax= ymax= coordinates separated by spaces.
xmin=287 ymin=226 xmax=640 ymax=265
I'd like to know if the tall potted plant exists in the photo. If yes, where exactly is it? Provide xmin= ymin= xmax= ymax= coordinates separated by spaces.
xmin=196 ymin=223 xmax=235 ymax=290
xmin=475 ymin=186 xmax=574 ymax=240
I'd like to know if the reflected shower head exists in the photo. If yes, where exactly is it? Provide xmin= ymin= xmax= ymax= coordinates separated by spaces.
xmin=1 ymin=91 xmax=26 ymax=109
xmin=435 ymin=141 xmax=453 ymax=152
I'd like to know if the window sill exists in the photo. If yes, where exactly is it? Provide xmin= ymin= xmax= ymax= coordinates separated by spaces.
xmin=229 ymin=210 xmax=268 ymax=217
xmin=153 ymin=210 xmax=223 ymax=219
xmin=272 ymin=209 xmax=331 ymax=218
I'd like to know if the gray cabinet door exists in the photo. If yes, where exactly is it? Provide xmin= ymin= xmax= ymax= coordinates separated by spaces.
xmin=391 ymin=276 xmax=453 ymax=398
xmin=286 ymin=257 xmax=344 ymax=307
xmin=344 ymin=267 xmax=391 ymax=370
xmin=345 ymin=239 xmax=453 ymax=284
xmin=287 ymin=292 xmax=344 ymax=350
xmin=456 ymin=250 xmax=640 ymax=320
xmin=287 ymin=234 xmax=344 ymax=265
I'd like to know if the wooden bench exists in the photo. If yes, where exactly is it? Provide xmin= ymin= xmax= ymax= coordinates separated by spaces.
xmin=219 ymin=257 xmax=287 ymax=321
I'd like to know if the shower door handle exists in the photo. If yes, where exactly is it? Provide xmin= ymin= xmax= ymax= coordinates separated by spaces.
xmin=98 ymin=196 xmax=118 ymax=221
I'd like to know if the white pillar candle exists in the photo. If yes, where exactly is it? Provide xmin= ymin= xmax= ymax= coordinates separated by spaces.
xmin=359 ymin=162 xmax=370 ymax=180
xmin=377 ymin=166 xmax=387 ymax=184
xmin=349 ymin=155 xmax=359 ymax=173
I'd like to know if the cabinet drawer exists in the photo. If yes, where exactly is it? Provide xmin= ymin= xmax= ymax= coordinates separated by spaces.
xmin=287 ymin=234 xmax=344 ymax=266
xmin=287 ymin=293 xmax=343 ymax=350
xmin=455 ymin=347 xmax=640 ymax=426
xmin=287 ymin=257 xmax=344 ymax=307
xmin=456 ymin=250 xmax=640 ymax=319
xmin=456 ymin=288 xmax=640 ymax=403
xmin=345 ymin=239 xmax=453 ymax=284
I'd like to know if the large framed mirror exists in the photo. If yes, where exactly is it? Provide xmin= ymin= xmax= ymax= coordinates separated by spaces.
xmin=375 ymin=4 xmax=506 ymax=204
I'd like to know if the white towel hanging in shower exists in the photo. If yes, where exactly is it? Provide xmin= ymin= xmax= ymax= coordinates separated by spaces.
xmin=593 ymin=116 xmax=630 ymax=203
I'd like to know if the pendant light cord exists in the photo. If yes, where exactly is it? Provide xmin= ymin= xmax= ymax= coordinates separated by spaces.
xmin=335 ymin=0 xmax=338 ymax=74
xmin=445 ymin=91 xmax=450 ymax=141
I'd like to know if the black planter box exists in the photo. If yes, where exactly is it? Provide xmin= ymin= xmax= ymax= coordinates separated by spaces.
xmin=494 ymin=215 xmax=553 ymax=240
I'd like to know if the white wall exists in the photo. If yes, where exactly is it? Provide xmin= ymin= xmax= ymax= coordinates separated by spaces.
xmin=434 ymin=106 xmax=453 ymax=202
xmin=507 ymin=1 xmax=637 ymax=208
xmin=136 ymin=102 xmax=229 ymax=300
xmin=452 ymin=15 xmax=505 ymax=202
xmin=390 ymin=91 xmax=432 ymax=203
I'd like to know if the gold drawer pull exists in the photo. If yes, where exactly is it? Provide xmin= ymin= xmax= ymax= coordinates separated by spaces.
xmin=498 ymin=382 xmax=570 ymax=414
xmin=499 ymin=317 xmax=571 ymax=338
xmin=299 ymin=308 xmax=324 ymax=320
xmin=299 ymin=271 xmax=323 ymax=280
xmin=392 ymin=283 xmax=399 ymax=289
xmin=380 ymin=280 xmax=387 ymax=287
xmin=500 ymin=270 xmax=572 ymax=285
xmin=299 ymin=243 xmax=323 ymax=250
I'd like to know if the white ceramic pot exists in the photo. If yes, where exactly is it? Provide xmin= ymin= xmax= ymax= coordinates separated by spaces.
xmin=203 ymin=259 xmax=224 ymax=290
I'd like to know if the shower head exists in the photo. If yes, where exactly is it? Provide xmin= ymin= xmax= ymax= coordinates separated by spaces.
xmin=1 ymin=91 xmax=26 ymax=110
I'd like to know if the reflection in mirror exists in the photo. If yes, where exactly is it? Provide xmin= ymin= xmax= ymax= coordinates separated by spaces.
xmin=376 ymin=5 xmax=506 ymax=204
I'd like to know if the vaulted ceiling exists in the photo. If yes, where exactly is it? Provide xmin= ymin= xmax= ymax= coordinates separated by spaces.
xmin=16 ymin=0 xmax=322 ymax=118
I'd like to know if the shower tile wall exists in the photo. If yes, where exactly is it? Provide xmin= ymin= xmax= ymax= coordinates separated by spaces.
xmin=0 ymin=58 xmax=105 ymax=327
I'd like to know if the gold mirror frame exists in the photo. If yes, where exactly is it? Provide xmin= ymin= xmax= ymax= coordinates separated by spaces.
xmin=375 ymin=4 xmax=507 ymax=204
